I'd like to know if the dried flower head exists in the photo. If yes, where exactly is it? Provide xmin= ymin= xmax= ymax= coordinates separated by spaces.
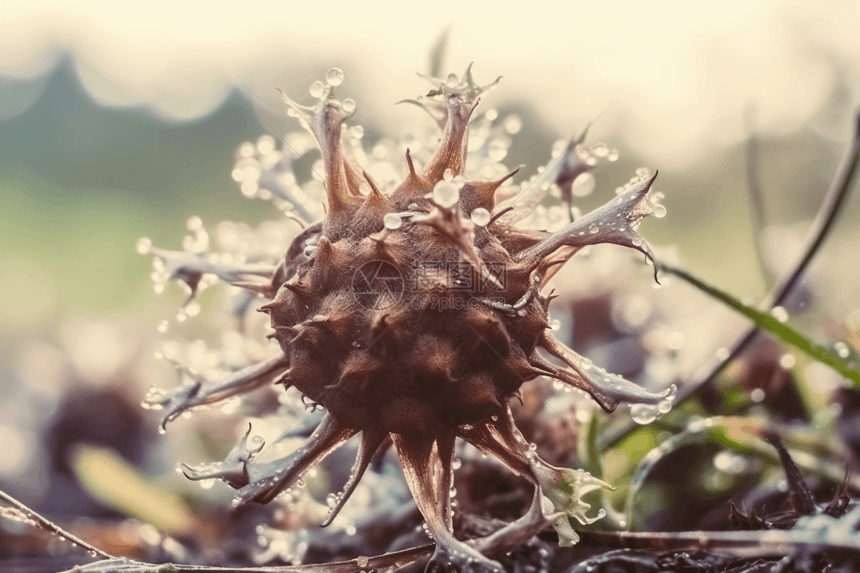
xmin=143 ymin=66 xmax=675 ymax=572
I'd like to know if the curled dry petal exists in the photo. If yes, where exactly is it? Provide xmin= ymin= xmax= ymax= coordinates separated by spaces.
xmin=537 ymin=331 xmax=676 ymax=413
xmin=320 ymin=427 xmax=388 ymax=527
xmin=181 ymin=423 xmax=264 ymax=488
xmin=145 ymin=356 xmax=288 ymax=430
xmin=498 ymin=125 xmax=591 ymax=223
xmin=392 ymin=432 xmax=503 ymax=573
xmin=235 ymin=411 xmax=358 ymax=505
xmin=149 ymin=246 xmax=275 ymax=301
xmin=514 ymin=172 xmax=660 ymax=281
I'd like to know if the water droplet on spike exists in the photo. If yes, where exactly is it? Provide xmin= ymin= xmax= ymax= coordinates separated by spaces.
xmin=572 ymin=172 xmax=595 ymax=198
xmin=630 ymin=403 xmax=659 ymax=425
xmin=309 ymin=81 xmax=325 ymax=98
xmin=589 ymin=225 xmax=599 ymax=234
xmin=342 ymin=99 xmax=356 ymax=113
xmin=384 ymin=213 xmax=402 ymax=230
xmin=136 ymin=237 xmax=152 ymax=254
xmin=326 ymin=68 xmax=344 ymax=86
xmin=770 ymin=306 xmax=789 ymax=323
xmin=470 ymin=208 xmax=491 ymax=226
xmin=433 ymin=180 xmax=460 ymax=208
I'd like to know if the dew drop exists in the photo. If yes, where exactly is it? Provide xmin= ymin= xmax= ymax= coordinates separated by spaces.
xmin=503 ymin=115 xmax=522 ymax=134
xmin=770 ymin=306 xmax=789 ymax=323
xmin=607 ymin=148 xmax=620 ymax=162
xmin=470 ymin=208 xmax=491 ymax=226
xmin=136 ymin=237 xmax=152 ymax=254
xmin=326 ymin=68 xmax=344 ymax=86
xmin=443 ymin=168 xmax=454 ymax=182
xmin=572 ymin=172 xmax=596 ymax=197
xmin=433 ymin=180 xmax=460 ymax=208
xmin=589 ymin=225 xmax=599 ymax=234
xmin=383 ymin=213 xmax=403 ymax=230
xmin=357 ymin=557 xmax=369 ymax=568
xmin=185 ymin=301 xmax=201 ymax=317
xmin=779 ymin=353 xmax=796 ymax=369
xmin=632 ymin=237 xmax=643 ymax=246
xmin=630 ymin=403 xmax=659 ymax=425
xmin=304 ymin=245 xmax=319 ymax=258
xmin=549 ymin=319 xmax=561 ymax=331
xmin=186 ymin=215 xmax=203 ymax=231
xmin=835 ymin=341 xmax=850 ymax=358
xmin=342 ymin=99 xmax=356 ymax=113
xmin=750 ymin=388 xmax=766 ymax=402
xmin=652 ymin=203 xmax=667 ymax=218
xmin=157 ymin=320 xmax=169 ymax=333
xmin=309 ymin=81 xmax=326 ymax=98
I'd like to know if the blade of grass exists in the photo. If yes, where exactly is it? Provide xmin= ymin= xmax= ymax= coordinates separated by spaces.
xmin=660 ymin=262 xmax=860 ymax=386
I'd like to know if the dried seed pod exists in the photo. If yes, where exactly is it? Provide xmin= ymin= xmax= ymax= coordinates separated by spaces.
xmin=149 ymin=66 xmax=675 ymax=572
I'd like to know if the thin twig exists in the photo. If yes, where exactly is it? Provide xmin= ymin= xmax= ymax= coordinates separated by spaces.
xmin=599 ymin=112 xmax=860 ymax=451
xmin=59 ymin=545 xmax=434 ymax=573
xmin=578 ymin=528 xmax=860 ymax=558
xmin=0 ymin=488 xmax=113 ymax=560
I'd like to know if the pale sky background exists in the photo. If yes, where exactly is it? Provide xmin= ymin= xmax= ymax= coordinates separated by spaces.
xmin=1 ymin=0 xmax=859 ymax=167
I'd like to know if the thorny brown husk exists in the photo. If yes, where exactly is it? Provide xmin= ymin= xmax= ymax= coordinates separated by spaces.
xmin=144 ymin=67 xmax=676 ymax=572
